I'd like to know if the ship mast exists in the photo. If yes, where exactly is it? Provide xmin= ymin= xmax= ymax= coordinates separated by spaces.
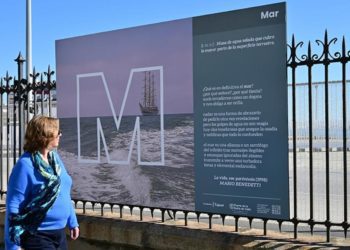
xmin=140 ymin=71 xmax=158 ymax=115
xmin=151 ymin=73 xmax=155 ymax=107
xmin=143 ymin=72 xmax=147 ymax=107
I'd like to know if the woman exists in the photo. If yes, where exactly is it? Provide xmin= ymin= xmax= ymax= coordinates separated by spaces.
xmin=5 ymin=115 xmax=79 ymax=250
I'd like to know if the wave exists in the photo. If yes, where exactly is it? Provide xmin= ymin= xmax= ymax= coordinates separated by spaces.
xmin=59 ymin=114 xmax=195 ymax=210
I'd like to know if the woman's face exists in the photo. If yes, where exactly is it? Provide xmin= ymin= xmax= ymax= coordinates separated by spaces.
xmin=47 ymin=129 xmax=62 ymax=150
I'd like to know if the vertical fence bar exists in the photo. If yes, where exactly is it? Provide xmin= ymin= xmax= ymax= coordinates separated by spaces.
xmin=292 ymin=54 xmax=298 ymax=239
xmin=18 ymin=82 xmax=22 ymax=158
xmin=4 ymin=73 xmax=12 ymax=184
xmin=341 ymin=37 xmax=348 ymax=236
xmin=13 ymin=78 xmax=17 ymax=166
xmin=15 ymin=53 xmax=25 ymax=156
xmin=26 ymin=78 xmax=29 ymax=126
xmin=45 ymin=66 xmax=54 ymax=117
xmin=33 ymin=82 xmax=37 ymax=117
xmin=290 ymin=35 xmax=299 ymax=239
xmin=26 ymin=65 xmax=32 ymax=125
xmin=40 ymin=74 xmax=44 ymax=115
xmin=307 ymin=42 xmax=315 ymax=234
xmin=48 ymin=89 xmax=52 ymax=117
xmin=15 ymin=54 xmax=25 ymax=157
xmin=32 ymin=69 xmax=39 ymax=117
xmin=323 ymin=31 xmax=331 ymax=242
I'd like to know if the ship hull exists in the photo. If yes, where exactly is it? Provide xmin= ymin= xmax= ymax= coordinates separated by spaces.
xmin=139 ymin=103 xmax=159 ymax=116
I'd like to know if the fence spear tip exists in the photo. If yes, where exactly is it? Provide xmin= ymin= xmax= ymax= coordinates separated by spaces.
xmin=15 ymin=52 xmax=25 ymax=63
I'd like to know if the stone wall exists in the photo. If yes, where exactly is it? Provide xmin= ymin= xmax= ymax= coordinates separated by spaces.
xmin=0 ymin=207 xmax=348 ymax=249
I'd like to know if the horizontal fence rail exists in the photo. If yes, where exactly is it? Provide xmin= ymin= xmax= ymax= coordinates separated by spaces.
xmin=1 ymin=31 xmax=350 ymax=243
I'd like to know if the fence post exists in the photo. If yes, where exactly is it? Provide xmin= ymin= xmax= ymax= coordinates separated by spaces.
xmin=44 ymin=66 xmax=54 ymax=117
xmin=288 ymin=35 xmax=299 ymax=239
xmin=4 ymin=72 xmax=12 ymax=184
xmin=15 ymin=53 xmax=25 ymax=158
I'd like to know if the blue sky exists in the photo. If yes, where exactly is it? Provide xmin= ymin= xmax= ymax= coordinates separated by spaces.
xmin=0 ymin=0 xmax=349 ymax=78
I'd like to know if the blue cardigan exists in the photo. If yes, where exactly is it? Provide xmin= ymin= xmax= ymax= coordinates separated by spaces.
xmin=5 ymin=152 xmax=79 ymax=250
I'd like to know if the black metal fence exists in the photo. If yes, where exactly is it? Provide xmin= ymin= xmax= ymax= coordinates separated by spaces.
xmin=1 ymin=31 xmax=349 ymax=243
xmin=288 ymin=31 xmax=350 ymax=241
xmin=0 ymin=53 xmax=56 ymax=192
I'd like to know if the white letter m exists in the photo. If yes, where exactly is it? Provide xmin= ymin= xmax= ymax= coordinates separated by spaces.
xmin=76 ymin=66 xmax=165 ymax=166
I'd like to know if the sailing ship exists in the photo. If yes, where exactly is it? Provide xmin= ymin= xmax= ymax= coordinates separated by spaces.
xmin=139 ymin=71 xmax=159 ymax=115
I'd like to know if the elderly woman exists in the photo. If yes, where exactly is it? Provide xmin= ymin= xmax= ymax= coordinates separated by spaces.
xmin=4 ymin=116 xmax=79 ymax=250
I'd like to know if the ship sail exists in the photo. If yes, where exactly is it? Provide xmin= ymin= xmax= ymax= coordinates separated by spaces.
xmin=139 ymin=71 xmax=159 ymax=115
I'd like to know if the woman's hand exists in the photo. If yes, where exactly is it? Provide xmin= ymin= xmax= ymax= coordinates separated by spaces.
xmin=70 ymin=227 xmax=79 ymax=240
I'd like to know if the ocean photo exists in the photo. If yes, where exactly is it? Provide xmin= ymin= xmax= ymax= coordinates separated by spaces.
xmin=59 ymin=114 xmax=195 ymax=210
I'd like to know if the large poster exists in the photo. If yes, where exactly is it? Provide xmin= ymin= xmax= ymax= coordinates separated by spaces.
xmin=56 ymin=2 xmax=288 ymax=219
